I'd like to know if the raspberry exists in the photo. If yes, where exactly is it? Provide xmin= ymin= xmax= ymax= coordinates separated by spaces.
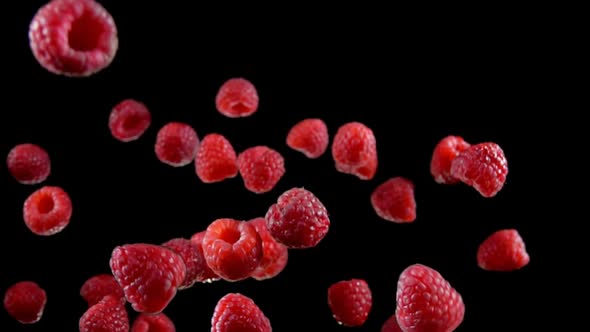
xmin=327 ymin=279 xmax=372 ymax=327
xmin=215 ymin=78 xmax=259 ymax=118
xmin=195 ymin=133 xmax=238 ymax=183
xmin=202 ymin=218 xmax=263 ymax=281
xmin=80 ymin=274 xmax=125 ymax=307
xmin=477 ymin=229 xmax=530 ymax=271
xmin=331 ymin=122 xmax=378 ymax=180
xmin=430 ymin=135 xmax=471 ymax=184
xmin=162 ymin=238 xmax=206 ymax=289
xmin=132 ymin=313 xmax=175 ymax=332
xmin=247 ymin=217 xmax=289 ymax=280
xmin=109 ymin=244 xmax=186 ymax=314
xmin=23 ymin=186 xmax=73 ymax=236
xmin=371 ymin=177 xmax=417 ymax=223
xmin=286 ymin=118 xmax=329 ymax=159
xmin=211 ymin=293 xmax=271 ymax=332
xmin=396 ymin=264 xmax=465 ymax=332
xmin=109 ymin=99 xmax=152 ymax=142
xmin=381 ymin=314 xmax=403 ymax=332
xmin=155 ymin=122 xmax=199 ymax=167
xmin=3 ymin=281 xmax=46 ymax=324
xmin=29 ymin=0 xmax=118 ymax=77
xmin=189 ymin=231 xmax=220 ymax=283
xmin=6 ymin=143 xmax=51 ymax=185
xmin=265 ymin=187 xmax=330 ymax=248
xmin=79 ymin=295 xmax=129 ymax=332
xmin=237 ymin=146 xmax=285 ymax=194
xmin=450 ymin=142 xmax=508 ymax=197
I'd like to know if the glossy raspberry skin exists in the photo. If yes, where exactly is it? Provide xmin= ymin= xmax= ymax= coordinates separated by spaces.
xmin=286 ymin=118 xmax=329 ymax=158
xmin=211 ymin=293 xmax=271 ymax=332
xmin=155 ymin=122 xmax=199 ymax=167
xmin=195 ymin=133 xmax=238 ymax=183
xmin=189 ymin=231 xmax=221 ymax=283
xmin=371 ymin=177 xmax=416 ymax=223
xmin=331 ymin=122 xmax=378 ymax=180
xmin=3 ymin=281 xmax=46 ymax=324
xmin=132 ymin=313 xmax=175 ymax=332
xmin=79 ymin=295 xmax=129 ymax=332
xmin=327 ymin=279 xmax=372 ymax=327
xmin=80 ymin=274 xmax=125 ymax=307
xmin=381 ymin=314 xmax=403 ymax=332
xmin=477 ymin=229 xmax=529 ymax=271
xmin=215 ymin=78 xmax=259 ymax=118
xmin=109 ymin=99 xmax=151 ymax=142
xmin=23 ymin=186 xmax=72 ymax=236
xmin=162 ymin=238 xmax=206 ymax=289
xmin=7 ymin=143 xmax=51 ymax=185
xmin=29 ymin=0 xmax=118 ymax=77
xmin=237 ymin=146 xmax=285 ymax=194
xmin=248 ymin=218 xmax=288 ymax=280
xmin=430 ymin=136 xmax=471 ymax=184
xmin=450 ymin=142 xmax=508 ymax=197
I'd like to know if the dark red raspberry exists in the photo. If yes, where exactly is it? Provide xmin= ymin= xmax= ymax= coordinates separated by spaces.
xmin=109 ymin=244 xmax=186 ymax=314
xmin=371 ymin=177 xmax=417 ymax=223
xmin=381 ymin=314 xmax=403 ymax=332
xmin=109 ymin=99 xmax=151 ymax=142
xmin=155 ymin=122 xmax=199 ymax=167
xmin=215 ymin=78 xmax=259 ymax=118
xmin=211 ymin=293 xmax=271 ymax=332
xmin=29 ymin=0 xmax=118 ymax=77
xmin=248 ymin=217 xmax=289 ymax=280
xmin=162 ymin=238 xmax=206 ymax=289
xmin=331 ymin=122 xmax=378 ymax=180
xmin=202 ymin=218 xmax=263 ymax=281
xmin=286 ymin=118 xmax=329 ymax=159
xmin=23 ymin=186 xmax=73 ymax=236
xmin=477 ymin=229 xmax=530 ymax=271
xmin=195 ymin=133 xmax=238 ymax=183
xmin=80 ymin=274 xmax=125 ymax=307
xmin=430 ymin=135 xmax=471 ymax=184
xmin=3 ymin=281 xmax=46 ymax=324
xmin=79 ymin=295 xmax=129 ymax=332
xmin=189 ymin=231 xmax=220 ymax=283
xmin=132 ymin=313 xmax=175 ymax=332
xmin=327 ymin=279 xmax=372 ymax=327
xmin=450 ymin=142 xmax=508 ymax=197
xmin=6 ymin=143 xmax=51 ymax=185
xmin=265 ymin=187 xmax=330 ymax=248
xmin=237 ymin=146 xmax=285 ymax=194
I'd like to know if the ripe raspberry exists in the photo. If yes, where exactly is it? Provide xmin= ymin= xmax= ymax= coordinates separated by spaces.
xmin=331 ymin=122 xmax=378 ymax=180
xmin=211 ymin=293 xmax=271 ymax=332
xmin=109 ymin=244 xmax=186 ymax=314
xmin=215 ymin=78 xmax=259 ymax=118
xmin=430 ymin=135 xmax=471 ymax=184
xmin=80 ymin=274 xmax=125 ymax=307
xmin=381 ymin=314 xmax=403 ymax=332
xmin=189 ymin=231 xmax=220 ymax=283
xmin=286 ymin=118 xmax=329 ymax=159
xmin=79 ymin=295 xmax=129 ymax=332
xmin=237 ymin=146 xmax=285 ymax=194
xmin=132 ymin=313 xmax=175 ymax=332
xmin=371 ymin=177 xmax=417 ymax=223
xmin=29 ymin=0 xmax=118 ymax=77
xmin=162 ymin=238 xmax=206 ymax=289
xmin=450 ymin=142 xmax=508 ymax=197
xmin=23 ymin=186 xmax=73 ymax=236
xmin=195 ymin=133 xmax=238 ymax=183
xmin=3 ymin=281 xmax=46 ymax=324
xmin=248 ymin=218 xmax=289 ymax=280
xmin=327 ymin=279 xmax=372 ymax=327
xmin=396 ymin=264 xmax=465 ymax=332
xmin=109 ymin=99 xmax=151 ymax=142
xmin=477 ymin=229 xmax=529 ymax=271
xmin=265 ymin=187 xmax=330 ymax=248
xmin=155 ymin=122 xmax=199 ymax=167
xmin=6 ymin=143 xmax=51 ymax=185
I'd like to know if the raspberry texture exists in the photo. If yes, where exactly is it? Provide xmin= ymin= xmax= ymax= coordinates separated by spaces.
xmin=195 ymin=133 xmax=238 ymax=183
xmin=29 ymin=0 xmax=118 ymax=77
xmin=23 ymin=186 xmax=73 ymax=236
xmin=327 ymin=279 xmax=372 ymax=327
xmin=430 ymin=135 xmax=471 ymax=184
xmin=132 ymin=313 xmax=176 ymax=332
xmin=3 ymin=281 xmax=47 ymax=324
xmin=162 ymin=238 xmax=206 ymax=289
xmin=381 ymin=314 xmax=403 ymax=332
xmin=211 ymin=293 xmax=271 ymax=332
xmin=109 ymin=99 xmax=152 ymax=142
xmin=237 ymin=146 xmax=285 ymax=194
xmin=265 ymin=187 xmax=330 ymax=248
xmin=286 ymin=118 xmax=329 ymax=158
xmin=371 ymin=177 xmax=417 ymax=223
xmin=248 ymin=218 xmax=289 ymax=280
xmin=155 ymin=122 xmax=199 ymax=167
xmin=331 ymin=122 xmax=378 ymax=180
xmin=477 ymin=229 xmax=529 ymax=271
xmin=189 ymin=231 xmax=221 ymax=283
xmin=450 ymin=142 xmax=508 ymax=197
xmin=79 ymin=295 xmax=129 ymax=332
xmin=6 ymin=143 xmax=51 ymax=185
xmin=80 ymin=274 xmax=125 ymax=307
xmin=215 ymin=78 xmax=259 ymax=118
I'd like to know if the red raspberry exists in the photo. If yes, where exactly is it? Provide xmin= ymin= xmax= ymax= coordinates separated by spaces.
xmin=265 ymin=187 xmax=330 ymax=248
xmin=396 ymin=264 xmax=465 ymax=332
xmin=109 ymin=244 xmax=186 ymax=314
xmin=189 ymin=231 xmax=220 ymax=283
xmin=79 ymin=295 xmax=129 ymax=332
xmin=162 ymin=238 xmax=206 ymax=289
xmin=247 ymin=217 xmax=289 ymax=280
xmin=450 ymin=142 xmax=508 ymax=197
xmin=23 ymin=186 xmax=73 ymax=236
xmin=327 ymin=279 xmax=372 ymax=327
xmin=155 ymin=122 xmax=199 ymax=167
xmin=371 ymin=177 xmax=417 ymax=223
xmin=286 ymin=118 xmax=329 ymax=158
xmin=80 ymin=274 xmax=125 ymax=307
xmin=237 ymin=146 xmax=285 ymax=194
xmin=430 ymin=135 xmax=471 ymax=184
xmin=331 ymin=122 xmax=378 ymax=180
xmin=381 ymin=314 xmax=403 ymax=332
xmin=132 ymin=313 xmax=175 ymax=332
xmin=215 ymin=78 xmax=259 ymax=118
xmin=195 ymin=133 xmax=238 ymax=183
xmin=109 ymin=99 xmax=152 ymax=142
xmin=6 ymin=143 xmax=51 ymax=185
xmin=29 ymin=0 xmax=118 ymax=77
xmin=3 ymin=281 xmax=46 ymax=324
xmin=477 ymin=229 xmax=529 ymax=271
xmin=211 ymin=293 xmax=271 ymax=332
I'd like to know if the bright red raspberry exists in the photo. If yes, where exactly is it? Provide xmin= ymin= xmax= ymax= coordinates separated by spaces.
xmin=80 ymin=274 xmax=125 ymax=307
xmin=430 ymin=135 xmax=471 ymax=184
xmin=331 ymin=122 xmax=378 ymax=180
xmin=195 ymin=133 xmax=238 ymax=183
xmin=327 ymin=279 xmax=372 ymax=327
xmin=109 ymin=99 xmax=152 ymax=142
xmin=3 ymin=281 xmax=46 ymax=324
xmin=371 ymin=177 xmax=417 ymax=223
xmin=265 ymin=187 xmax=330 ymax=248
xmin=79 ymin=295 xmax=129 ymax=332
xmin=162 ymin=238 xmax=206 ymax=289
xmin=189 ymin=231 xmax=220 ymax=283
xmin=286 ymin=118 xmax=329 ymax=159
xmin=109 ymin=244 xmax=186 ymax=314
xmin=381 ymin=314 xmax=403 ymax=332
xmin=155 ymin=122 xmax=199 ymax=167
xmin=396 ymin=264 xmax=465 ymax=332
xmin=6 ymin=143 xmax=51 ymax=185
xmin=132 ymin=313 xmax=175 ymax=332
xmin=215 ymin=78 xmax=259 ymax=118
xmin=247 ymin=218 xmax=288 ymax=280
xmin=29 ymin=0 xmax=118 ymax=77
xmin=450 ymin=142 xmax=508 ymax=197
xmin=477 ymin=229 xmax=529 ymax=271
xmin=23 ymin=186 xmax=72 ymax=236
xmin=237 ymin=146 xmax=285 ymax=194
xmin=211 ymin=293 xmax=271 ymax=332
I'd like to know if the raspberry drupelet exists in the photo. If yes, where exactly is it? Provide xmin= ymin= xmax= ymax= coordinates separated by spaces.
xmin=7 ymin=143 xmax=51 ymax=185
xmin=23 ymin=186 xmax=72 ymax=236
xmin=215 ymin=78 xmax=259 ymax=118
xmin=3 ymin=281 xmax=47 ymax=324
xmin=109 ymin=99 xmax=151 ymax=142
